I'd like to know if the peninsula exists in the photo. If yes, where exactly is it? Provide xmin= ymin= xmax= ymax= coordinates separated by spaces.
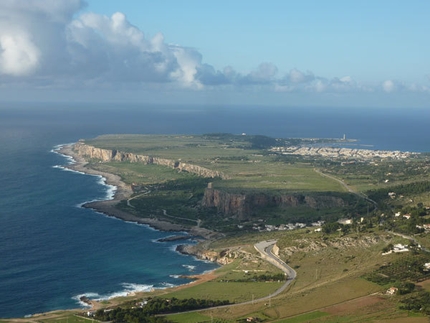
xmin=14 ymin=133 xmax=430 ymax=323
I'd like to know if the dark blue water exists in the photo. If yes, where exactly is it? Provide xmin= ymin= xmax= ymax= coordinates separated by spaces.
xmin=0 ymin=103 xmax=429 ymax=318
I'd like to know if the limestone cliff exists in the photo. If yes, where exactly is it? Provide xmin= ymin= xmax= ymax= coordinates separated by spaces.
xmin=202 ymin=188 xmax=346 ymax=220
xmin=73 ymin=142 xmax=228 ymax=179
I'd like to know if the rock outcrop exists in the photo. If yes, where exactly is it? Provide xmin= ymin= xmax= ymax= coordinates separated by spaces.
xmin=73 ymin=142 xmax=228 ymax=179
xmin=202 ymin=188 xmax=346 ymax=220
xmin=176 ymin=245 xmax=237 ymax=265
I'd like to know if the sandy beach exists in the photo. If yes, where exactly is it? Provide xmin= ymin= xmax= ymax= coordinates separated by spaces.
xmin=58 ymin=144 xmax=217 ymax=239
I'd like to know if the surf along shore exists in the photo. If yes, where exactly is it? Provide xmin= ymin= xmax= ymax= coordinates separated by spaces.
xmin=58 ymin=143 xmax=218 ymax=240
xmin=19 ymin=143 xmax=222 ymax=317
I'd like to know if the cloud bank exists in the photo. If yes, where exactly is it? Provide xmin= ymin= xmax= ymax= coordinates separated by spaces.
xmin=0 ymin=0 xmax=429 ymax=97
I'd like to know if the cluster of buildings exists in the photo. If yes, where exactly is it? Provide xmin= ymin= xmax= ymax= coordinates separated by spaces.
xmin=381 ymin=244 xmax=410 ymax=255
xmin=240 ymin=220 xmax=325 ymax=232
xmin=270 ymin=146 xmax=415 ymax=160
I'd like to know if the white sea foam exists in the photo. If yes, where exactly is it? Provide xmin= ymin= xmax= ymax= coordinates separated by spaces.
xmin=94 ymin=175 xmax=117 ymax=200
xmin=169 ymin=244 xmax=180 ymax=253
xmin=72 ymin=292 xmax=100 ymax=307
xmin=169 ymin=274 xmax=181 ymax=279
xmin=122 ymin=283 xmax=154 ymax=293
xmin=73 ymin=283 xmax=154 ymax=306
xmin=52 ymin=165 xmax=85 ymax=175
xmin=183 ymin=264 xmax=196 ymax=271
xmin=94 ymin=283 xmax=155 ymax=301
xmin=51 ymin=143 xmax=118 ymax=206
xmin=51 ymin=143 xmax=76 ymax=164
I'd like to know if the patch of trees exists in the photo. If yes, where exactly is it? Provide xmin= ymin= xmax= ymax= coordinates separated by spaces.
xmin=380 ymin=203 xmax=429 ymax=235
xmin=364 ymin=273 xmax=416 ymax=294
xmin=203 ymin=133 xmax=240 ymax=140
xmin=363 ymin=272 xmax=395 ymax=286
xmin=214 ymin=156 xmax=250 ymax=161
xmin=400 ymin=291 xmax=430 ymax=315
xmin=223 ymin=273 xmax=287 ymax=283
xmin=249 ymin=135 xmax=278 ymax=149
xmin=364 ymin=253 xmax=430 ymax=286
xmin=95 ymin=297 xmax=231 ymax=322
xmin=94 ymin=307 xmax=171 ymax=323
xmin=367 ymin=181 xmax=430 ymax=204
xmin=322 ymin=221 xmax=341 ymax=234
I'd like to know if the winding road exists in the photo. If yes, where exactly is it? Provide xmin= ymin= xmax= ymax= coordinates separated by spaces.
xmin=161 ymin=240 xmax=296 ymax=318
xmin=254 ymin=240 xmax=297 ymax=299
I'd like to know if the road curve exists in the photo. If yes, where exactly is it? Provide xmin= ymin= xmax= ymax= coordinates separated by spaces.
xmin=254 ymin=240 xmax=297 ymax=299
xmin=164 ymin=240 xmax=296 ymax=316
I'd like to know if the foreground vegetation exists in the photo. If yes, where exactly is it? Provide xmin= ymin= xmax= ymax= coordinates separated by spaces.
xmin=17 ymin=227 xmax=430 ymax=322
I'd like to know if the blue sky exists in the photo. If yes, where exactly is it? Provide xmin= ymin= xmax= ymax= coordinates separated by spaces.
xmin=0 ymin=0 xmax=429 ymax=108
xmin=86 ymin=0 xmax=430 ymax=82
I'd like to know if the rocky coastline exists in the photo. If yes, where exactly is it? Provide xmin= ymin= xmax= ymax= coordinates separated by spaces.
xmin=58 ymin=143 xmax=219 ymax=241
xmin=7 ymin=142 xmax=224 ymax=320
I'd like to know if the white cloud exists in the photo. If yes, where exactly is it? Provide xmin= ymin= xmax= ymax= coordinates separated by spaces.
xmin=0 ymin=0 xmax=83 ymax=77
xmin=0 ymin=0 xmax=83 ymax=23
xmin=241 ymin=63 xmax=278 ymax=84
xmin=0 ymin=0 xmax=427 ymax=101
xmin=314 ymin=79 xmax=327 ymax=93
xmin=0 ymin=33 xmax=40 ymax=76
xmin=0 ymin=1 xmax=205 ymax=87
xmin=382 ymin=80 xmax=398 ymax=93
xmin=170 ymin=45 xmax=203 ymax=87
xmin=287 ymin=68 xmax=315 ymax=84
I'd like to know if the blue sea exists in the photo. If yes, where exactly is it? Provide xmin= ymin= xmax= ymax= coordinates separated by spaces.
xmin=0 ymin=103 xmax=430 ymax=318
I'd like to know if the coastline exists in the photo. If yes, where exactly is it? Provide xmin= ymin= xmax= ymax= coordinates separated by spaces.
xmin=58 ymin=143 xmax=217 ymax=240
xmin=17 ymin=143 xmax=223 ymax=318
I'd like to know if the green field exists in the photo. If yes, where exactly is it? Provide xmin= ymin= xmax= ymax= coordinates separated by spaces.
xmin=27 ymin=133 xmax=427 ymax=323
xmin=81 ymin=134 xmax=372 ymax=231
xmin=85 ymin=134 xmax=347 ymax=193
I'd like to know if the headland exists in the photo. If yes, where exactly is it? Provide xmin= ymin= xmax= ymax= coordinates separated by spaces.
xmin=58 ymin=144 xmax=217 ymax=240
xmin=12 ymin=134 xmax=430 ymax=322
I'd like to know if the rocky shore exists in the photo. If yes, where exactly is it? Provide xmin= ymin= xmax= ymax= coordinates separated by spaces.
xmin=58 ymin=144 xmax=218 ymax=240
xmin=8 ymin=144 xmax=224 ymax=321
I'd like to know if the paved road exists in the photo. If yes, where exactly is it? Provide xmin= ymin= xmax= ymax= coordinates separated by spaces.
xmin=164 ymin=240 xmax=296 ymax=316
xmin=254 ymin=240 xmax=297 ymax=299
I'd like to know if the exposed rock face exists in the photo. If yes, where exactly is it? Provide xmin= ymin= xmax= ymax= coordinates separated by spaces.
xmin=202 ymin=188 xmax=345 ymax=220
xmin=176 ymin=245 xmax=236 ymax=265
xmin=74 ymin=142 xmax=346 ymax=220
xmin=73 ymin=142 xmax=228 ymax=179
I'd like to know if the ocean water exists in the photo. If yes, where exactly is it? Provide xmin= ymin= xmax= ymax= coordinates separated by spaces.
xmin=0 ymin=103 xmax=429 ymax=318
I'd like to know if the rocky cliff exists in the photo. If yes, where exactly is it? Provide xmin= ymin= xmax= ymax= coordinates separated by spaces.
xmin=176 ymin=245 xmax=238 ymax=265
xmin=73 ymin=142 xmax=228 ymax=179
xmin=202 ymin=188 xmax=346 ymax=220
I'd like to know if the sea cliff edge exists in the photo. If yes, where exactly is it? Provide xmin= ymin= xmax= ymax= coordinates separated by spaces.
xmin=58 ymin=143 xmax=218 ymax=240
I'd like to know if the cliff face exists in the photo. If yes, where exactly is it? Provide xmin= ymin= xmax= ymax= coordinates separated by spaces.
xmin=74 ymin=142 xmax=347 ymax=220
xmin=73 ymin=142 xmax=227 ymax=179
xmin=202 ymin=188 xmax=345 ymax=220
